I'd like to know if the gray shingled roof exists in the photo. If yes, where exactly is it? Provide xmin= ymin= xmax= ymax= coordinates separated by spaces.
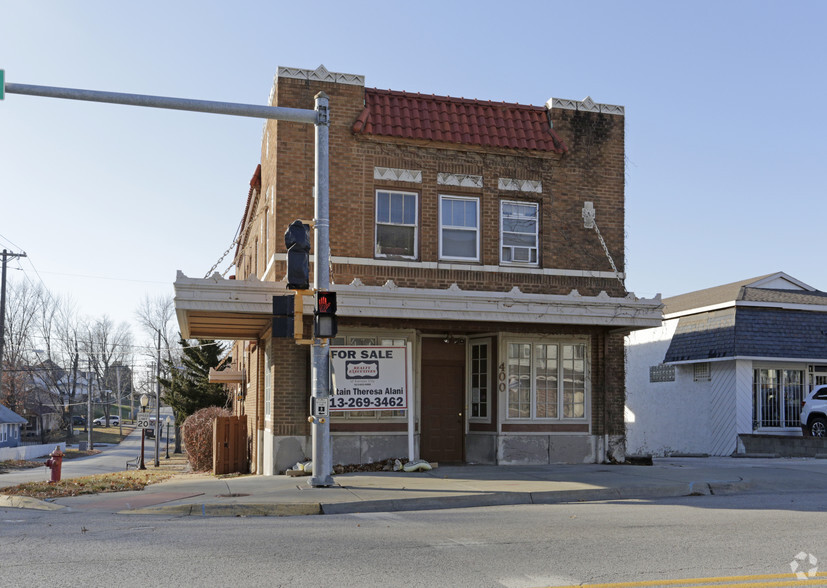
xmin=0 ymin=404 xmax=27 ymax=425
xmin=665 ymin=305 xmax=827 ymax=363
xmin=662 ymin=274 xmax=775 ymax=315
xmin=740 ymin=288 xmax=827 ymax=306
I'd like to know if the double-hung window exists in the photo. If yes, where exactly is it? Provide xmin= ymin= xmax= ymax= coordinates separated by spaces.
xmin=439 ymin=195 xmax=479 ymax=261
xmin=376 ymin=190 xmax=418 ymax=258
xmin=506 ymin=340 xmax=588 ymax=420
xmin=501 ymin=201 xmax=538 ymax=265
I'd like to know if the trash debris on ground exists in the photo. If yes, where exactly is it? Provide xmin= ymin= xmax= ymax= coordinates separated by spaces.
xmin=287 ymin=458 xmax=439 ymax=476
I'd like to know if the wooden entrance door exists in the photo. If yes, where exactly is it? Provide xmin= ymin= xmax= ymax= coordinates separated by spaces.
xmin=420 ymin=338 xmax=465 ymax=463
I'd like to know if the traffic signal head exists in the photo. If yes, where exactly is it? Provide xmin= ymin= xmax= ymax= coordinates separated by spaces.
xmin=286 ymin=248 xmax=309 ymax=290
xmin=314 ymin=290 xmax=337 ymax=338
xmin=284 ymin=220 xmax=310 ymax=252
xmin=285 ymin=221 xmax=311 ymax=290
xmin=272 ymin=294 xmax=295 ymax=339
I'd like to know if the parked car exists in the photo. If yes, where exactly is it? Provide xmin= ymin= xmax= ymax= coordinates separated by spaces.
xmin=71 ymin=415 xmax=86 ymax=426
xmin=800 ymin=385 xmax=827 ymax=437
xmin=92 ymin=415 xmax=120 ymax=427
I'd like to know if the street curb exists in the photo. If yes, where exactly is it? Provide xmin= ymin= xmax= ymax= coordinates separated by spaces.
xmin=121 ymin=502 xmax=322 ymax=517
xmin=0 ymin=480 xmax=758 ymax=516
xmin=0 ymin=494 xmax=65 ymax=511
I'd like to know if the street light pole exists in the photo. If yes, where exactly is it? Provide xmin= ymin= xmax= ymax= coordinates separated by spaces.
xmin=138 ymin=394 xmax=148 ymax=470
xmin=165 ymin=417 xmax=171 ymax=459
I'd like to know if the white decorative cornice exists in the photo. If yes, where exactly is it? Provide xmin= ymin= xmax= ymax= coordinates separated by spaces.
xmin=546 ymin=96 xmax=624 ymax=116
xmin=277 ymin=64 xmax=365 ymax=86
xmin=374 ymin=167 xmax=422 ymax=183
xmin=174 ymin=271 xmax=663 ymax=340
xmin=437 ymin=172 xmax=483 ymax=188
xmin=339 ymin=281 xmax=663 ymax=328
xmin=498 ymin=178 xmax=543 ymax=193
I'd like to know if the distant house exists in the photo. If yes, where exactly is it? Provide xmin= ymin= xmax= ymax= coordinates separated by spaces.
xmin=625 ymin=273 xmax=827 ymax=456
xmin=0 ymin=404 xmax=27 ymax=448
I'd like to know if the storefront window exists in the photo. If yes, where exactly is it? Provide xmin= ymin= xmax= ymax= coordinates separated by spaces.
xmin=470 ymin=340 xmax=490 ymax=420
xmin=507 ymin=339 xmax=588 ymax=420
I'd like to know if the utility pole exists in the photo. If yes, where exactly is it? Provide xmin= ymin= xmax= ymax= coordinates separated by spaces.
xmin=116 ymin=365 xmax=122 ymax=437
xmin=0 ymin=249 xmax=26 ymax=399
xmin=87 ymin=356 xmax=93 ymax=450
xmin=154 ymin=329 xmax=161 ymax=467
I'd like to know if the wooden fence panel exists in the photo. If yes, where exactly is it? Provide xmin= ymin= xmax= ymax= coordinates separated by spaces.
xmin=213 ymin=416 xmax=248 ymax=475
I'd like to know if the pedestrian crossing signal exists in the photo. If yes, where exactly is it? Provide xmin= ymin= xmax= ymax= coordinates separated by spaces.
xmin=314 ymin=291 xmax=337 ymax=338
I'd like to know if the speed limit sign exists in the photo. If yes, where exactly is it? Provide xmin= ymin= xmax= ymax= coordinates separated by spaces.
xmin=137 ymin=414 xmax=150 ymax=429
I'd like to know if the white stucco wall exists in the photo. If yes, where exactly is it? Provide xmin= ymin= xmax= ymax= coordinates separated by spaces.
xmin=625 ymin=320 xmax=716 ymax=456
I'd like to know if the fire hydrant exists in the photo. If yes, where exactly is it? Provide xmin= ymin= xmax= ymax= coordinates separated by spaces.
xmin=45 ymin=446 xmax=64 ymax=484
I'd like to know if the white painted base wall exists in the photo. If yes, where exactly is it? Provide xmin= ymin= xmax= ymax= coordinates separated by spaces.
xmin=0 ymin=442 xmax=66 ymax=461
xmin=625 ymin=321 xmax=721 ymax=456
xmin=626 ymin=323 xmax=759 ymax=457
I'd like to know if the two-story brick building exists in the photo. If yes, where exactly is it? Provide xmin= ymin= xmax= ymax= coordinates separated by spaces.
xmin=174 ymin=65 xmax=662 ymax=474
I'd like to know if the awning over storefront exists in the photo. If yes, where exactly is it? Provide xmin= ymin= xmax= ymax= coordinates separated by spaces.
xmin=174 ymin=271 xmax=663 ymax=341
xmin=174 ymin=271 xmax=285 ymax=340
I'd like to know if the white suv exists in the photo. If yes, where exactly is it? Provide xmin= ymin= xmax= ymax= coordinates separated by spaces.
xmin=800 ymin=385 xmax=827 ymax=437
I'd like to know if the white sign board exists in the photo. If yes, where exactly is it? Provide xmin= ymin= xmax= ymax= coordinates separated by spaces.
xmin=136 ymin=414 xmax=151 ymax=429
xmin=329 ymin=346 xmax=407 ymax=411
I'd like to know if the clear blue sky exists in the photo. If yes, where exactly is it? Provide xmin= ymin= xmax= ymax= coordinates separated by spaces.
xmin=2 ymin=1 xmax=826 ymax=347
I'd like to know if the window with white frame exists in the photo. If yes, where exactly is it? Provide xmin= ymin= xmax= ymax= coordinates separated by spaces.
xmin=506 ymin=340 xmax=588 ymax=420
xmin=500 ymin=200 xmax=539 ymax=265
xmin=439 ymin=195 xmax=479 ymax=261
xmin=264 ymin=340 xmax=272 ymax=420
xmin=470 ymin=340 xmax=490 ymax=421
xmin=376 ymin=190 xmax=418 ymax=258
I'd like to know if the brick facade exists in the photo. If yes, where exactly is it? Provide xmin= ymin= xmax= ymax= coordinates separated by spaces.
xmin=223 ymin=66 xmax=648 ymax=470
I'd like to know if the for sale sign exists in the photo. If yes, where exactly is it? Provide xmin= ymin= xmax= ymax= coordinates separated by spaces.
xmin=329 ymin=346 xmax=407 ymax=411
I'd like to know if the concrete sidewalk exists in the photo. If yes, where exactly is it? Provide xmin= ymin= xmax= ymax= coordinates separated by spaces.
xmin=4 ymin=456 xmax=824 ymax=517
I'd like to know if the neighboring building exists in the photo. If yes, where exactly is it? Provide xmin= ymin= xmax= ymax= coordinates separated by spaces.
xmin=174 ymin=65 xmax=662 ymax=474
xmin=626 ymin=272 xmax=827 ymax=457
xmin=0 ymin=404 xmax=27 ymax=448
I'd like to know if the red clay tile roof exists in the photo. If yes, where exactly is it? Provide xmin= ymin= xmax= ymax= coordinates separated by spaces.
xmin=234 ymin=164 xmax=262 ymax=264
xmin=352 ymin=88 xmax=568 ymax=154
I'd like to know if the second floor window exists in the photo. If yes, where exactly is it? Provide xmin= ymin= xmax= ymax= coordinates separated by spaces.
xmin=501 ymin=201 xmax=538 ymax=265
xmin=440 ymin=195 xmax=479 ymax=261
xmin=376 ymin=190 xmax=418 ymax=259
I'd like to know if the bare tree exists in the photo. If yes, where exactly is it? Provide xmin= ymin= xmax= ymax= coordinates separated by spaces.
xmin=0 ymin=279 xmax=42 ymax=416
xmin=136 ymin=293 xmax=179 ymax=367
xmin=84 ymin=316 xmax=133 ymax=425
xmin=34 ymin=292 xmax=86 ymax=437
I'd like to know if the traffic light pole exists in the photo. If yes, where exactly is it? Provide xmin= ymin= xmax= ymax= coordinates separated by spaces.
xmin=310 ymin=92 xmax=334 ymax=487
xmin=3 ymin=76 xmax=336 ymax=486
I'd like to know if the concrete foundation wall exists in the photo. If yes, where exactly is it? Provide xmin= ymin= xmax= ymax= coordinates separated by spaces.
xmin=332 ymin=434 xmax=409 ymax=465
xmin=498 ymin=435 xmax=598 ymax=464
xmin=467 ymin=433 xmax=497 ymax=464
xmin=267 ymin=434 xmax=308 ymax=474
